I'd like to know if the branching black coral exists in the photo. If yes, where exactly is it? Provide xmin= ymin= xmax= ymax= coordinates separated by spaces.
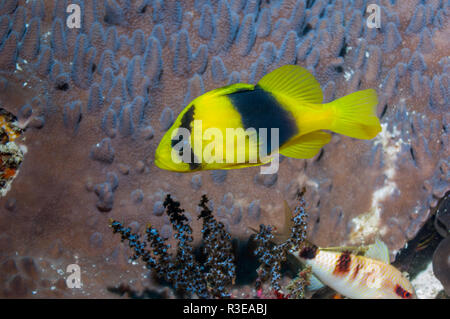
xmin=197 ymin=195 xmax=236 ymax=298
xmin=110 ymin=192 xmax=311 ymax=299
xmin=253 ymin=189 xmax=309 ymax=298
xmin=110 ymin=194 xmax=235 ymax=298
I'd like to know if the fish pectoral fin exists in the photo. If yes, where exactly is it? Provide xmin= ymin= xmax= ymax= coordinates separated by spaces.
xmin=257 ymin=65 xmax=323 ymax=104
xmin=279 ymin=131 xmax=331 ymax=159
xmin=364 ymin=239 xmax=390 ymax=264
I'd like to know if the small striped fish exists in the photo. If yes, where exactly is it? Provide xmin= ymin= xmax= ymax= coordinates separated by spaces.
xmin=296 ymin=240 xmax=416 ymax=299
xmin=275 ymin=202 xmax=416 ymax=299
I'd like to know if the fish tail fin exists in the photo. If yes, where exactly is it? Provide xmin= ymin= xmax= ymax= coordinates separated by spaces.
xmin=325 ymin=89 xmax=381 ymax=140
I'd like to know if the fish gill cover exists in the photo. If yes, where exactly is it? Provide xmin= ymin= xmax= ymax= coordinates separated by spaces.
xmin=0 ymin=0 xmax=448 ymax=298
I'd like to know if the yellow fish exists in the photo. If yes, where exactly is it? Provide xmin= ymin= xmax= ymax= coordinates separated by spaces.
xmin=155 ymin=65 xmax=381 ymax=172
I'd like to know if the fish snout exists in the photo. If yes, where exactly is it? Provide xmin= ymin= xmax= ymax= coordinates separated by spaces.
xmin=154 ymin=146 xmax=170 ymax=171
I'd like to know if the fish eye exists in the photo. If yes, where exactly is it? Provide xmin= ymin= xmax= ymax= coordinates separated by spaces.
xmin=170 ymin=132 xmax=193 ymax=161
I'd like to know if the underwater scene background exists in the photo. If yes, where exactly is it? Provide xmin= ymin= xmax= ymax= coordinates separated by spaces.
xmin=0 ymin=0 xmax=448 ymax=298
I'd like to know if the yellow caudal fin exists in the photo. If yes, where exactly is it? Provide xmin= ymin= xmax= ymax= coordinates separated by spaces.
xmin=280 ymin=131 xmax=331 ymax=159
xmin=326 ymin=89 xmax=381 ymax=140
xmin=257 ymin=65 xmax=323 ymax=103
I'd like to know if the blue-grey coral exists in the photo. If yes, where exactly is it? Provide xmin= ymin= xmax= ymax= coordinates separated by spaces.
xmin=173 ymin=29 xmax=192 ymax=76
xmin=0 ymin=0 xmax=447 ymax=298
xmin=256 ymin=8 xmax=271 ymax=37
xmin=235 ymin=14 xmax=256 ymax=56
xmin=198 ymin=4 xmax=214 ymax=40
xmin=211 ymin=55 xmax=228 ymax=82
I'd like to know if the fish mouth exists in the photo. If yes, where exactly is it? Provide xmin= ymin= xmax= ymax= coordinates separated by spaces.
xmin=154 ymin=151 xmax=186 ymax=172
xmin=154 ymin=154 xmax=169 ymax=171
xmin=154 ymin=138 xmax=172 ymax=171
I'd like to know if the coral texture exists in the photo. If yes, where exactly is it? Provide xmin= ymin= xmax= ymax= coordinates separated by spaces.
xmin=0 ymin=0 xmax=448 ymax=297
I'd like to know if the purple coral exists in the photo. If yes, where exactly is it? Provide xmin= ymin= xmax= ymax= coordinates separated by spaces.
xmin=0 ymin=0 xmax=447 ymax=298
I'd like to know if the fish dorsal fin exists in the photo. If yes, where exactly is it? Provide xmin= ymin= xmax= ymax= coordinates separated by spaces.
xmin=320 ymin=246 xmax=366 ymax=254
xmin=257 ymin=65 xmax=323 ymax=104
xmin=248 ymin=201 xmax=296 ymax=245
xmin=320 ymin=242 xmax=370 ymax=255
xmin=306 ymin=274 xmax=325 ymax=291
xmin=282 ymin=200 xmax=294 ymax=236
xmin=272 ymin=200 xmax=294 ymax=244
xmin=280 ymin=131 xmax=331 ymax=159
xmin=364 ymin=239 xmax=390 ymax=264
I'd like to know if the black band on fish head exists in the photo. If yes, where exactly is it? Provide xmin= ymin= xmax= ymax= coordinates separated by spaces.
xmin=170 ymin=105 xmax=201 ymax=170
xmin=299 ymin=245 xmax=318 ymax=259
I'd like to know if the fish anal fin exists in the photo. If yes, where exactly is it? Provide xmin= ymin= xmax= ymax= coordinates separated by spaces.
xmin=257 ymin=65 xmax=323 ymax=104
xmin=280 ymin=131 xmax=331 ymax=159
xmin=218 ymin=161 xmax=264 ymax=170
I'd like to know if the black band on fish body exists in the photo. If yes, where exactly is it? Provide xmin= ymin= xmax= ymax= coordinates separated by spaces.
xmin=227 ymin=85 xmax=298 ymax=154
xmin=170 ymin=105 xmax=201 ymax=170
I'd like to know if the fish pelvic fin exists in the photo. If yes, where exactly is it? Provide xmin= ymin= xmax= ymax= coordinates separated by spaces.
xmin=279 ymin=131 xmax=331 ymax=159
xmin=325 ymin=89 xmax=381 ymax=140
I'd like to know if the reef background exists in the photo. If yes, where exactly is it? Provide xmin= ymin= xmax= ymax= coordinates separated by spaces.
xmin=0 ymin=0 xmax=448 ymax=297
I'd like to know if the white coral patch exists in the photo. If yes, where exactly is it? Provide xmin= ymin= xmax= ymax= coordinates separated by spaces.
xmin=349 ymin=123 xmax=407 ymax=242
xmin=411 ymin=262 xmax=444 ymax=299
xmin=344 ymin=68 xmax=354 ymax=81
